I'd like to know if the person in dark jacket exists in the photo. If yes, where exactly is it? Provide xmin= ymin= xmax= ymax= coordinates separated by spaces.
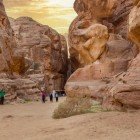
xmin=49 ymin=93 xmax=53 ymax=102
xmin=41 ymin=91 xmax=46 ymax=103
xmin=55 ymin=92 xmax=59 ymax=102
xmin=0 ymin=89 xmax=5 ymax=105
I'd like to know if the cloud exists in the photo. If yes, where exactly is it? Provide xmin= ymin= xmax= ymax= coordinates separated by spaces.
xmin=4 ymin=0 xmax=77 ymax=34
xmin=4 ymin=0 xmax=45 ymax=8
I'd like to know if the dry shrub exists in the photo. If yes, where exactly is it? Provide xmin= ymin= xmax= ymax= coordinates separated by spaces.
xmin=53 ymin=97 xmax=92 ymax=119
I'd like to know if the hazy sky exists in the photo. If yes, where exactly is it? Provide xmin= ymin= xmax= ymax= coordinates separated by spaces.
xmin=4 ymin=0 xmax=77 ymax=34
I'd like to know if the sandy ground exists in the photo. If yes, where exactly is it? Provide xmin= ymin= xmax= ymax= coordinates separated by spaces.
xmin=0 ymin=97 xmax=140 ymax=140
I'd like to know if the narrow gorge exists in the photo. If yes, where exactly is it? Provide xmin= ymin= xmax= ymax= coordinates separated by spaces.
xmin=0 ymin=0 xmax=140 ymax=140
xmin=0 ymin=0 xmax=140 ymax=109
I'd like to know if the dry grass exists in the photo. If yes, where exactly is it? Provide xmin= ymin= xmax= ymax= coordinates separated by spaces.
xmin=53 ymin=97 xmax=92 ymax=119
xmin=52 ymin=96 xmax=109 ymax=119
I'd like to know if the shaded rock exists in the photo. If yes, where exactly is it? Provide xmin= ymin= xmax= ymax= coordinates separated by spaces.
xmin=74 ymin=0 xmax=117 ymax=18
xmin=128 ymin=0 xmax=140 ymax=48
xmin=105 ymin=53 xmax=140 ymax=109
xmin=109 ymin=0 xmax=133 ymax=38
xmin=0 ymin=1 xmax=68 ymax=102
xmin=104 ymin=0 xmax=140 ymax=109
xmin=0 ymin=0 xmax=25 ymax=75
xmin=0 ymin=77 xmax=40 ymax=102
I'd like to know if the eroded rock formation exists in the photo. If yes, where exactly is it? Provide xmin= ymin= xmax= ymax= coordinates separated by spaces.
xmin=0 ymin=1 xmax=68 ymax=102
xmin=66 ymin=0 xmax=140 ymax=110
xmin=128 ymin=0 xmax=140 ymax=47
xmin=10 ymin=17 xmax=68 ymax=92
xmin=69 ymin=0 xmax=134 ymax=71
xmin=0 ymin=0 xmax=25 ymax=75
xmin=106 ymin=0 xmax=140 ymax=109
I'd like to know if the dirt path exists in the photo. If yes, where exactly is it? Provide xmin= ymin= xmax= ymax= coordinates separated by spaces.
xmin=0 ymin=97 xmax=140 ymax=140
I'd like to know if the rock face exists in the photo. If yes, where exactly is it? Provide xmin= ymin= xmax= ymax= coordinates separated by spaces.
xmin=67 ymin=35 xmax=137 ymax=82
xmin=0 ymin=1 xmax=68 ymax=102
xmin=0 ymin=1 xmax=39 ymax=102
xmin=110 ymin=0 xmax=133 ymax=37
xmin=69 ymin=0 xmax=133 ymax=71
xmin=102 ymin=53 xmax=140 ymax=110
xmin=0 ymin=0 xmax=25 ymax=75
xmin=107 ymin=0 xmax=140 ymax=109
xmin=10 ymin=17 xmax=68 ymax=92
xmin=69 ymin=23 xmax=109 ymax=67
xmin=66 ymin=0 xmax=140 ymax=110
xmin=128 ymin=0 xmax=140 ymax=48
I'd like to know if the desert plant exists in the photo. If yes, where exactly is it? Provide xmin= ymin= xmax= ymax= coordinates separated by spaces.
xmin=53 ymin=97 xmax=92 ymax=119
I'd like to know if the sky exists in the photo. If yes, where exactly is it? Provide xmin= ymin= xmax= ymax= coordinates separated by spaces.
xmin=4 ymin=0 xmax=77 ymax=34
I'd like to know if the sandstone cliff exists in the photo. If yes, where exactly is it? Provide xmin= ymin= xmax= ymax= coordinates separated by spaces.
xmin=0 ymin=0 xmax=25 ymax=76
xmin=10 ymin=17 xmax=68 ymax=92
xmin=66 ymin=0 xmax=140 ymax=110
xmin=69 ymin=0 xmax=134 ymax=71
xmin=0 ymin=1 xmax=68 ymax=102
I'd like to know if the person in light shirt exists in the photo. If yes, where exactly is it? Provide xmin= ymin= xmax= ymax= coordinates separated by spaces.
xmin=52 ymin=90 xmax=59 ymax=102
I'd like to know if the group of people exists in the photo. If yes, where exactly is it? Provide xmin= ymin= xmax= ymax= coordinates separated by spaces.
xmin=0 ymin=89 xmax=5 ymax=105
xmin=0 ymin=88 xmax=59 ymax=105
xmin=41 ymin=90 xmax=59 ymax=103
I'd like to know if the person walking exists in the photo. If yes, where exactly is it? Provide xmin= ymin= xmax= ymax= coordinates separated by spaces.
xmin=55 ymin=92 xmax=59 ymax=102
xmin=49 ymin=93 xmax=53 ymax=102
xmin=41 ymin=91 xmax=46 ymax=103
xmin=0 ymin=89 xmax=5 ymax=105
xmin=52 ymin=90 xmax=55 ymax=99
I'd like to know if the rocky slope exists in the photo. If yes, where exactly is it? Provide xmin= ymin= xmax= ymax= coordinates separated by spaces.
xmin=66 ymin=0 xmax=140 ymax=110
xmin=0 ymin=0 xmax=68 ymax=102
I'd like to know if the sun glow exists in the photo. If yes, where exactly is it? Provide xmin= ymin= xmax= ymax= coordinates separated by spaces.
xmin=46 ymin=0 xmax=74 ymax=8
xmin=4 ymin=0 xmax=76 ymax=34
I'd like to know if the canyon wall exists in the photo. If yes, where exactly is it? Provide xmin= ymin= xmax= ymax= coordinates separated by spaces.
xmin=0 ymin=0 xmax=25 ymax=76
xmin=66 ymin=0 xmax=140 ymax=110
xmin=10 ymin=17 xmax=68 ymax=92
xmin=69 ymin=0 xmax=134 ymax=71
xmin=0 ymin=0 xmax=68 ymax=102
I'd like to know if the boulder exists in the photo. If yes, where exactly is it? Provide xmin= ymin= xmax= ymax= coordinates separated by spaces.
xmin=68 ymin=34 xmax=138 ymax=81
xmin=69 ymin=23 xmax=109 ymax=67
xmin=66 ymin=36 xmax=138 ymax=103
